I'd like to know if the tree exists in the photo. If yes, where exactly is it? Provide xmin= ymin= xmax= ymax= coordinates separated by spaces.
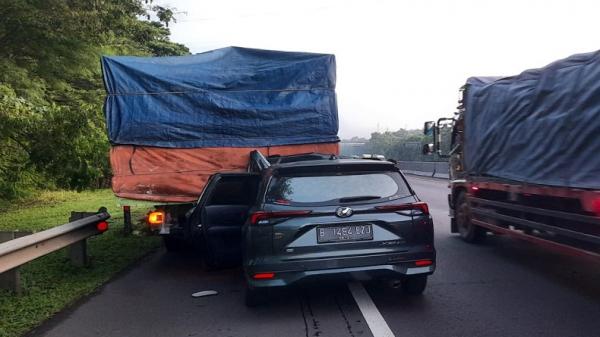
xmin=366 ymin=128 xmax=448 ymax=162
xmin=0 ymin=0 xmax=190 ymax=198
xmin=153 ymin=5 xmax=179 ymax=27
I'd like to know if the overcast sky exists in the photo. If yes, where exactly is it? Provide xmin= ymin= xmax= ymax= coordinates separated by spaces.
xmin=159 ymin=0 xmax=600 ymax=138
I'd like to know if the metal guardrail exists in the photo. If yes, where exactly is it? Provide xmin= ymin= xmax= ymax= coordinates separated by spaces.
xmin=0 ymin=210 xmax=110 ymax=294
xmin=396 ymin=161 xmax=450 ymax=179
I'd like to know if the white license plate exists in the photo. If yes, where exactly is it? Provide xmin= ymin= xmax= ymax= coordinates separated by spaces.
xmin=317 ymin=224 xmax=373 ymax=243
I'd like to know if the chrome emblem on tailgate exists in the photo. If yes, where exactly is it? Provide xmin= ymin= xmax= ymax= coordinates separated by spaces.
xmin=335 ymin=206 xmax=353 ymax=218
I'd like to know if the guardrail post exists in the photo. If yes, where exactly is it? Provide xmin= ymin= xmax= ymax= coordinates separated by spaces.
xmin=0 ymin=232 xmax=19 ymax=294
xmin=68 ymin=212 xmax=95 ymax=267
xmin=69 ymin=240 xmax=88 ymax=267
xmin=123 ymin=205 xmax=132 ymax=236
xmin=0 ymin=231 xmax=30 ymax=294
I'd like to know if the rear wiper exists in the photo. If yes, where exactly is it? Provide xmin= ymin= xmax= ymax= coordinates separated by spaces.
xmin=338 ymin=195 xmax=381 ymax=203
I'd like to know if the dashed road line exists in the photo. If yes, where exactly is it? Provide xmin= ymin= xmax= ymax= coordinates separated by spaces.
xmin=347 ymin=282 xmax=395 ymax=337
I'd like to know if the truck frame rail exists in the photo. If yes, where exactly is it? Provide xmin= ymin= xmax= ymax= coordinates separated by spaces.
xmin=468 ymin=196 xmax=600 ymax=261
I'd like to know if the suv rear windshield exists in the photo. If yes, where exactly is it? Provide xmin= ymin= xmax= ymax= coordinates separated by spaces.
xmin=265 ymin=171 xmax=412 ymax=205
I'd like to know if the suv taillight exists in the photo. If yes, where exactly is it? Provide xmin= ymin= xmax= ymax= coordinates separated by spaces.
xmin=375 ymin=202 xmax=429 ymax=215
xmin=250 ymin=210 xmax=312 ymax=225
xmin=592 ymin=198 xmax=600 ymax=217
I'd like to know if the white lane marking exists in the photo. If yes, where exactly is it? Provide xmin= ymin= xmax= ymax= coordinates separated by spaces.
xmin=347 ymin=281 xmax=395 ymax=337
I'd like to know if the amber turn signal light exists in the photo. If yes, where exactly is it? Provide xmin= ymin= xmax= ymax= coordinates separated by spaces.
xmin=147 ymin=211 xmax=165 ymax=227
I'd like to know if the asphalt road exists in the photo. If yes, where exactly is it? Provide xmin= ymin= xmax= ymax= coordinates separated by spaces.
xmin=30 ymin=176 xmax=600 ymax=337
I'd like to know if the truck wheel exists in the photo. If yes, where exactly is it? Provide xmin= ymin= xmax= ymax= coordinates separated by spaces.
xmin=455 ymin=192 xmax=486 ymax=243
xmin=401 ymin=275 xmax=427 ymax=295
xmin=163 ymin=235 xmax=184 ymax=252
xmin=244 ymin=285 xmax=268 ymax=307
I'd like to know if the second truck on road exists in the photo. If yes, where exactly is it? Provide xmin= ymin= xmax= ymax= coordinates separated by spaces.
xmin=425 ymin=50 xmax=600 ymax=261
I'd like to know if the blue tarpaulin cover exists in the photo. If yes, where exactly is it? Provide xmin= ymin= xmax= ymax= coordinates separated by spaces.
xmin=101 ymin=47 xmax=338 ymax=148
xmin=464 ymin=50 xmax=600 ymax=189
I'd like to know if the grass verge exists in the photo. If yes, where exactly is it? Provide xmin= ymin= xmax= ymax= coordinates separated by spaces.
xmin=0 ymin=189 xmax=160 ymax=337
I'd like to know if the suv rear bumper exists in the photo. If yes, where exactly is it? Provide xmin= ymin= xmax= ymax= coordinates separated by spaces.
xmin=246 ymin=250 xmax=435 ymax=288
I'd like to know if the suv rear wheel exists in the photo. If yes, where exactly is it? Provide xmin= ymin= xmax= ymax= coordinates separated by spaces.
xmin=401 ymin=275 xmax=427 ymax=295
xmin=244 ymin=285 xmax=268 ymax=307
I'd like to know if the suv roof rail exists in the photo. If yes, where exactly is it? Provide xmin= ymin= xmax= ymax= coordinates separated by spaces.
xmin=356 ymin=154 xmax=397 ymax=164
xmin=267 ymin=152 xmax=337 ymax=165
xmin=361 ymin=153 xmax=386 ymax=160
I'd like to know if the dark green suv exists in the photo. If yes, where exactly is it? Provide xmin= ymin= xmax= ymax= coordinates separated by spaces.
xmin=195 ymin=152 xmax=435 ymax=306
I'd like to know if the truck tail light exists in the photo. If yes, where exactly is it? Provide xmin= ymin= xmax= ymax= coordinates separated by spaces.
xmin=147 ymin=211 xmax=165 ymax=227
xmin=250 ymin=210 xmax=312 ymax=225
xmin=375 ymin=202 xmax=429 ymax=215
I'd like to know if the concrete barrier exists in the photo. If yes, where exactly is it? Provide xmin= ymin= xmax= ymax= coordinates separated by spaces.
xmin=396 ymin=161 xmax=449 ymax=179
xmin=433 ymin=161 xmax=450 ymax=179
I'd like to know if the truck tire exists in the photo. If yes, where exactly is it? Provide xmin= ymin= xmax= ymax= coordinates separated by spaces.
xmin=455 ymin=192 xmax=486 ymax=243
xmin=163 ymin=235 xmax=184 ymax=252
xmin=401 ymin=275 xmax=427 ymax=295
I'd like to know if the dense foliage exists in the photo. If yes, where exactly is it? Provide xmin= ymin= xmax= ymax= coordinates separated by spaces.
xmin=0 ymin=0 xmax=189 ymax=199
xmin=366 ymin=129 xmax=448 ymax=162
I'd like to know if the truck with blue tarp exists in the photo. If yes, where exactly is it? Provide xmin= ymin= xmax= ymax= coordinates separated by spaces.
xmin=101 ymin=47 xmax=340 ymax=251
xmin=424 ymin=50 xmax=600 ymax=260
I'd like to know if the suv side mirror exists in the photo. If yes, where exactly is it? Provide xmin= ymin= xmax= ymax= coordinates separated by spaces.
xmin=422 ymin=143 xmax=434 ymax=155
xmin=423 ymin=121 xmax=435 ymax=135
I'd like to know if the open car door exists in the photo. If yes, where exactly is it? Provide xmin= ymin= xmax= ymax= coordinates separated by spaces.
xmin=197 ymin=172 xmax=261 ymax=268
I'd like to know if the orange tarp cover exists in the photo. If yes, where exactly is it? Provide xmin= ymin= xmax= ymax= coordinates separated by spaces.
xmin=111 ymin=143 xmax=340 ymax=202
